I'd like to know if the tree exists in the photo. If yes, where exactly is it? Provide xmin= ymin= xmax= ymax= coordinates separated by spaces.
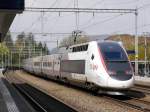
xmin=42 ymin=43 xmax=49 ymax=55
xmin=24 ymin=32 xmax=36 ymax=57
xmin=12 ymin=32 xmax=26 ymax=66
xmin=0 ymin=43 xmax=9 ymax=67
xmin=107 ymin=34 xmax=150 ymax=61
xmin=4 ymin=31 xmax=14 ymax=51
xmin=15 ymin=32 xmax=26 ymax=52
xmin=37 ymin=42 xmax=43 ymax=55
xmin=0 ymin=43 xmax=9 ymax=54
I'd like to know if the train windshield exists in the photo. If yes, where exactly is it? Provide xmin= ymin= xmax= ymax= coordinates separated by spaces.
xmin=98 ymin=42 xmax=128 ymax=61
xmin=98 ymin=42 xmax=133 ymax=81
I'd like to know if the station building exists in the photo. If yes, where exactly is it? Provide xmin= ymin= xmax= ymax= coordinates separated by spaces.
xmin=0 ymin=0 xmax=24 ymax=42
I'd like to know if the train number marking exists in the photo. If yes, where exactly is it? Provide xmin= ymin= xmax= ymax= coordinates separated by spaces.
xmin=90 ymin=64 xmax=98 ymax=70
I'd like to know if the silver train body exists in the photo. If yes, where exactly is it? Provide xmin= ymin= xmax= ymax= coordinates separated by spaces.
xmin=23 ymin=41 xmax=134 ymax=94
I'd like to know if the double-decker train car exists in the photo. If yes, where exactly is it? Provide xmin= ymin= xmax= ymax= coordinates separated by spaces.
xmin=23 ymin=41 xmax=134 ymax=95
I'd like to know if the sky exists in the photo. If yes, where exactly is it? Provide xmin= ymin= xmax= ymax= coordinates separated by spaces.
xmin=9 ymin=0 xmax=150 ymax=50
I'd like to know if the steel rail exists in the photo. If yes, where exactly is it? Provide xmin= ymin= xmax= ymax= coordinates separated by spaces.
xmin=14 ymin=84 xmax=48 ymax=112
xmin=133 ymin=84 xmax=150 ymax=95
xmin=6 ymin=71 xmax=150 ymax=112
xmin=102 ymin=95 xmax=150 ymax=112
xmin=7 ymin=76 xmax=77 ymax=112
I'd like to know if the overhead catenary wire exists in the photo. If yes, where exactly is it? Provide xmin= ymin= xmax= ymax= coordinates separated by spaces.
xmin=111 ymin=23 xmax=150 ymax=35
xmin=65 ymin=0 xmax=73 ymax=8
xmin=24 ymin=7 xmax=136 ymax=33
xmin=30 ymin=0 xmax=37 ymax=7
xmin=79 ymin=13 xmax=124 ymax=29
xmin=81 ymin=13 xmax=127 ymax=30
xmin=49 ymin=0 xmax=59 ymax=8
xmin=105 ymin=0 xmax=137 ymax=5
xmin=92 ymin=0 xmax=105 ymax=7
xmin=137 ymin=3 xmax=150 ymax=10
xmin=23 ymin=7 xmax=137 ymax=33
xmin=10 ymin=32 xmax=72 ymax=35
xmin=16 ymin=7 xmax=137 ymax=37
xmin=22 ymin=0 xmax=60 ymax=32
xmin=37 ymin=0 xmax=75 ymax=34
xmin=44 ymin=0 xmax=60 ymax=17
xmin=74 ymin=0 xmax=79 ymax=30
xmin=13 ymin=1 xmax=138 ymax=40
xmin=22 ymin=12 xmax=74 ymax=33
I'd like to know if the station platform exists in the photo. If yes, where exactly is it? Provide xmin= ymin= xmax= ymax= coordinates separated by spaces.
xmin=0 ymin=70 xmax=35 ymax=112
xmin=135 ymin=75 xmax=150 ymax=86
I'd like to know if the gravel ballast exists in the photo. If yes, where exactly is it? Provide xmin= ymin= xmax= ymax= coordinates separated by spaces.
xmin=6 ymin=71 xmax=142 ymax=112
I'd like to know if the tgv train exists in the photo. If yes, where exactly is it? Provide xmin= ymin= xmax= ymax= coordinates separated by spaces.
xmin=23 ymin=41 xmax=134 ymax=95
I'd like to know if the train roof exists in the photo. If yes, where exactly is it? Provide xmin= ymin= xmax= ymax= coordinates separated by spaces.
xmin=50 ymin=40 xmax=122 ymax=54
xmin=50 ymin=47 xmax=69 ymax=54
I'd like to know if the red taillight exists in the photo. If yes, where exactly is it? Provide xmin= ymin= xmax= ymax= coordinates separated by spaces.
xmin=108 ymin=70 xmax=116 ymax=75
xmin=125 ymin=70 xmax=133 ymax=75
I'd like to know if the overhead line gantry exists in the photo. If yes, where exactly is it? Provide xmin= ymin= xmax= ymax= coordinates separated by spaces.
xmin=25 ymin=7 xmax=136 ymax=13
xmin=24 ymin=7 xmax=139 ymax=75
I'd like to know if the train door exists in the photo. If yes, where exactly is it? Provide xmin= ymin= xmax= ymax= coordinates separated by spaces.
xmin=53 ymin=55 xmax=61 ymax=77
xmin=47 ymin=56 xmax=54 ymax=76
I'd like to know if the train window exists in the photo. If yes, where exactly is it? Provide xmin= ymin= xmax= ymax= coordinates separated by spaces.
xmin=43 ymin=62 xmax=48 ymax=67
xmin=72 ymin=44 xmax=88 ymax=52
xmin=85 ymin=45 xmax=88 ymax=50
xmin=75 ymin=47 xmax=77 ymax=52
xmin=34 ymin=62 xmax=40 ymax=66
xmin=61 ymin=60 xmax=85 ymax=74
xmin=48 ymin=62 xmax=52 ymax=67
xmin=79 ymin=46 xmax=81 ymax=51
xmin=76 ymin=46 xmax=79 ymax=51
xmin=34 ymin=62 xmax=36 ymax=66
xmin=91 ymin=54 xmax=94 ymax=60
xmin=98 ymin=42 xmax=128 ymax=61
xmin=73 ymin=47 xmax=75 ymax=52
xmin=80 ymin=46 xmax=83 ymax=51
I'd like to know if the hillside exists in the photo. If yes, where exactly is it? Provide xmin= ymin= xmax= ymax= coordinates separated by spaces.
xmin=106 ymin=34 xmax=150 ymax=61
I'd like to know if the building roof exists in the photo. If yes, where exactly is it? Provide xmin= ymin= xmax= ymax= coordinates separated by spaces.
xmin=0 ymin=0 xmax=24 ymax=41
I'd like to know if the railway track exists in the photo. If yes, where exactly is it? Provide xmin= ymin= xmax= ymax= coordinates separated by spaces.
xmin=16 ymin=80 xmax=150 ymax=112
xmin=102 ymin=95 xmax=150 ymax=112
xmin=133 ymin=84 xmax=150 ymax=95
xmin=6 ymin=76 xmax=78 ymax=112
xmin=101 ymin=84 xmax=150 ymax=112
xmin=5 ymin=71 xmax=150 ymax=112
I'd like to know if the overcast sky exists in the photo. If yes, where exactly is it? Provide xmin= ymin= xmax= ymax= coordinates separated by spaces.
xmin=9 ymin=0 xmax=150 ymax=49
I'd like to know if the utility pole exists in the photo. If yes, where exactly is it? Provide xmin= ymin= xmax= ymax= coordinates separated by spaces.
xmin=57 ymin=40 xmax=59 ymax=48
xmin=28 ymin=41 xmax=31 ymax=58
xmin=11 ymin=52 xmax=12 ymax=68
xmin=1 ymin=54 xmax=3 ymax=68
xmin=145 ymin=34 xmax=147 ymax=76
xmin=72 ymin=30 xmax=82 ymax=44
xmin=41 ymin=11 xmax=44 ymax=34
xmin=74 ymin=0 xmax=79 ymax=30
xmin=143 ymin=32 xmax=149 ymax=76
xmin=19 ymin=53 xmax=21 ymax=69
xmin=134 ymin=9 xmax=138 ymax=76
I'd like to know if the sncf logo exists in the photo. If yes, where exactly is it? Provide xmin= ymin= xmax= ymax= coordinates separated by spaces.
xmin=90 ymin=64 xmax=98 ymax=70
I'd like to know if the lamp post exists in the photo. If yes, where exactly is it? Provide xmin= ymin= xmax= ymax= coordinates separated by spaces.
xmin=143 ymin=32 xmax=149 ymax=76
